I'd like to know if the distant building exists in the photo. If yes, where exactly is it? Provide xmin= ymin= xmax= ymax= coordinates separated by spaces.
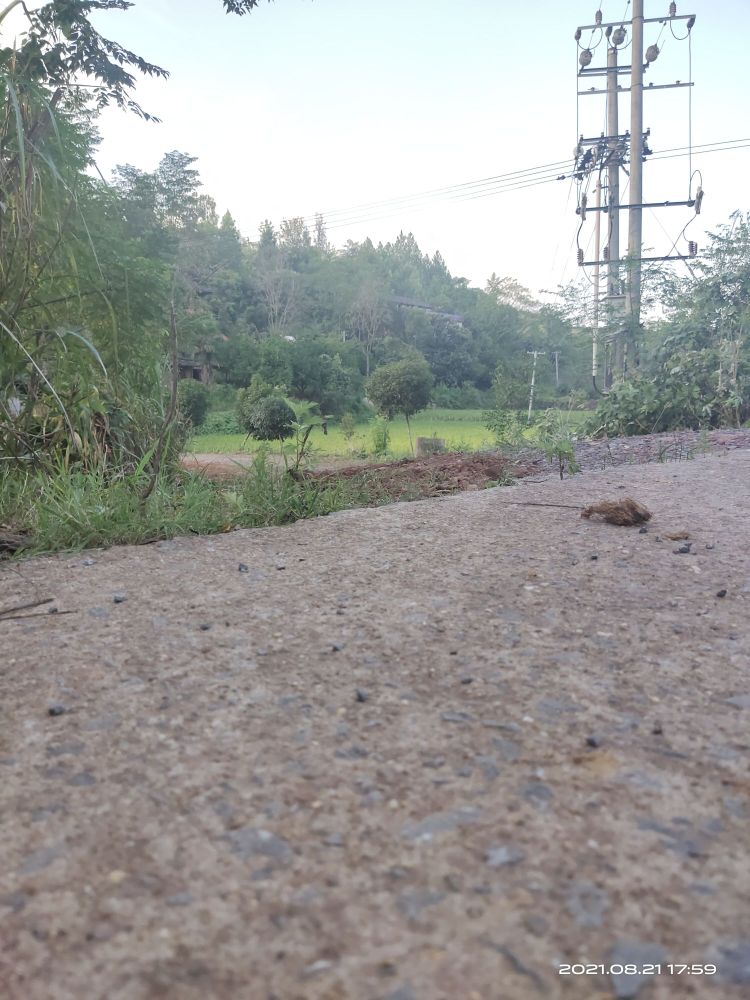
xmin=176 ymin=349 xmax=219 ymax=384
xmin=391 ymin=296 xmax=464 ymax=326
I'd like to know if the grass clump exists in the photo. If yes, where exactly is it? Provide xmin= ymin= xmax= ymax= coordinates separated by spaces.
xmin=0 ymin=452 xmax=379 ymax=557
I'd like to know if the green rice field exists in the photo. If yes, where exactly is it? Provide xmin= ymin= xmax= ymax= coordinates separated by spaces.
xmin=188 ymin=408 xmax=587 ymax=461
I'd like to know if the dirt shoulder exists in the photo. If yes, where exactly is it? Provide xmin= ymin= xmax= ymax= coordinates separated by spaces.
xmin=1 ymin=448 xmax=749 ymax=999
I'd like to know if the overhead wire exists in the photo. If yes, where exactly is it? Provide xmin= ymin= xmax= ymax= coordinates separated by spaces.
xmin=299 ymin=158 xmax=572 ymax=227
xmin=320 ymin=168 xmax=573 ymax=232
xmin=301 ymin=140 xmax=749 ymax=234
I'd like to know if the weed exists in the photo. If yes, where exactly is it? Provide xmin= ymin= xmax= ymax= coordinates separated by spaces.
xmin=482 ymin=408 xmax=525 ymax=452
xmin=370 ymin=418 xmax=390 ymax=456
xmin=0 ymin=452 xmax=379 ymax=556
xmin=535 ymin=409 xmax=580 ymax=480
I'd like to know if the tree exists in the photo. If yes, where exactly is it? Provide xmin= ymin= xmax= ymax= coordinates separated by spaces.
xmin=222 ymin=0 xmax=274 ymax=11
xmin=590 ymin=214 xmax=750 ymax=434
xmin=255 ymin=224 xmax=299 ymax=334
xmin=0 ymin=0 xmax=281 ymax=472
xmin=240 ymin=396 xmax=296 ymax=450
xmin=486 ymin=275 xmax=539 ymax=312
xmin=367 ymin=358 xmax=433 ymax=453
xmin=156 ymin=151 xmax=206 ymax=228
xmin=349 ymin=281 xmax=388 ymax=376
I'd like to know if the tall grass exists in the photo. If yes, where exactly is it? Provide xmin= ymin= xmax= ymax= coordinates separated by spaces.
xmin=0 ymin=452 xmax=381 ymax=556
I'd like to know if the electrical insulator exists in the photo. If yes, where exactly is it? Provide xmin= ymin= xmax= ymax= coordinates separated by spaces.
xmin=575 ymin=27 xmax=582 ymax=41
xmin=580 ymin=194 xmax=588 ymax=221
xmin=595 ymin=10 xmax=603 ymax=25
xmin=577 ymin=249 xmax=584 ymax=266
xmin=603 ymin=246 xmax=610 ymax=261
xmin=613 ymin=26 xmax=626 ymax=46
xmin=646 ymin=44 xmax=660 ymax=63
xmin=579 ymin=48 xmax=593 ymax=67
xmin=669 ymin=2 xmax=677 ymax=15
xmin=688 ymin=241 xmax=698 ymax=257
xmin=694 ymin=186 xmax=704 ymax=214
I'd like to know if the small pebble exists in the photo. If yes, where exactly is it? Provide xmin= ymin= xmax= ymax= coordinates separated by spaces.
xmin=460 ymin=676 xmax=474 ymax=685
xmin=47 ymin=704 xmax=67 ymax=717
xmin=355 ymin=689 xmax=369 ymax=703
xmin=716 ymin=589 xmax=727 ymax=598
xmin=238 ymin=563 xmax=249 ymax=573
xmin=113 ymin=594 xmax=126 ymax=604
xmin=586 ymin=735 xmax=601 ymax=748
xmin=674 ymin=543 xmax=692 ymax=554
xmin=199 ymin=623 xmax=212 ymax=631
xmin=652 ymin=722 xmax=664 ymax=735
xmin=589 ymin=554 xmax=598 ymax=561
xmin=638 ymin=526 xmax=648 ymax=534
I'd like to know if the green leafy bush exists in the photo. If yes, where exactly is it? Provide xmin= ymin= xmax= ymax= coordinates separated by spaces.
xmin=431 ymin=385 xmax=493 ymax=409
xmin=177 ymin=380 xmax=209 ymax=426
xmin=586 ymin=363 xmax=728 ymax=437
xmin=240 ymin=396 xmax=296 ymax=442
xmin=205 ymin=384 xmax=238 ymax=412
xmin=236 ymin=374 xmax=275 ymax=427
xmin=200 ymin=410 xmax=241 ymax=435
xmin=482 ymin=407 xmax=525 ymax=450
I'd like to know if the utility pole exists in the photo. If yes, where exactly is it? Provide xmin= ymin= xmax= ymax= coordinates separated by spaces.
xmin=552 ymin=350 xmax=561 ymax=387
xmin=592 ymin=179 xmax=602 ymax=384
xmin=527 ymin=350 xmax=545 ymax=423
xmin=573 ymin=4 xmax=698 ymax=385
xmin=626 ymin=0 xmax=645 ymax=365
xmin=607 ymin=41 xmax=621 ymax=381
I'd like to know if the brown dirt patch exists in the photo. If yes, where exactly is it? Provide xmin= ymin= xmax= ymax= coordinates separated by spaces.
xmin=300 ymin=451 xmax=535 ymax=499
xmin=180 ymin=450 xmax=538 ymax=500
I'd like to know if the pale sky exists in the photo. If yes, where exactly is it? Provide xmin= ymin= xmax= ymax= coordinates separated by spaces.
xmin=9 ymin=1 xmax=750 ymax=296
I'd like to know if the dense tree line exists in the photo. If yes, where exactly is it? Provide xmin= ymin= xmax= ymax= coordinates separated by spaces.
xmin=1 ymin=0 xmax=747 ymax=480
xmin=107 ymin=148 xmax=593 ymax=418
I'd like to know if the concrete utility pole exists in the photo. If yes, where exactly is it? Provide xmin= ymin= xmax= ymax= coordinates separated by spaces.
xmin=527 ymin=350 xmax=546 ymax=423
xmin=592 ymin=180 xmax=602 ymax=382
xmin=552 ymin=350 xmax=561 ymax=387
xmin=626 ymin=0 xmax=645 ymax=362
xmin=574 ymin=3 xmax=698 ymax=385
xmin=607 ymin=42 xmax=621 ymax=380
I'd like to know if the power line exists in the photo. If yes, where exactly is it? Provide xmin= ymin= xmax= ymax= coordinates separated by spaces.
xmin=323 ymin=169 xmax=571 ymax=231
xmin=301 ymin=158 xmax=572 ymax=226
xmin=292 ymin=137 xmax=750 ymax=233
xmin=303 ymin=139 xmax=750 ymax=233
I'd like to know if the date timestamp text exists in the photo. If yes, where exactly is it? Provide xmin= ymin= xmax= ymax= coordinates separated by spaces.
xmin=559 ymin=964 xmax=717 ymax=976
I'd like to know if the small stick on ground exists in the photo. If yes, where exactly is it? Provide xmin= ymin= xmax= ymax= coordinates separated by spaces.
xmin=0 ymin=597 xmax=54 ymax=618
xmin=0 ymin=610 xmax=75 ymax=623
